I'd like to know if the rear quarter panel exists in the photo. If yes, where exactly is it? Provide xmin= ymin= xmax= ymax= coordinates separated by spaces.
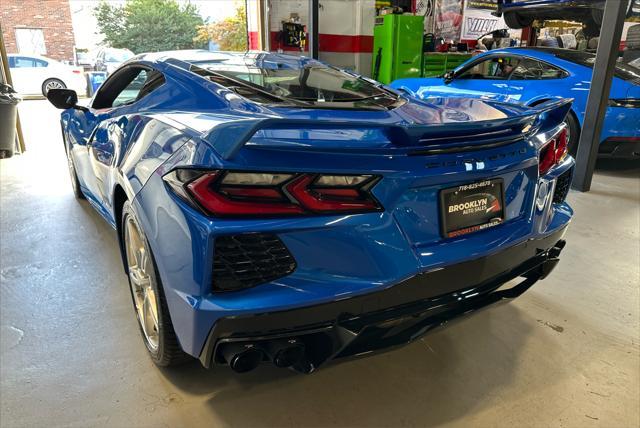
xmin=99 ymin=115 xmax=193 ymax=224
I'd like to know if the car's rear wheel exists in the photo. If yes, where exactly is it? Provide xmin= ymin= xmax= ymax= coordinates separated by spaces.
xmin=591 ymin=8 xmax=604 ymax=25
xmin=564 ymin=112 xmax=580 ymax=157
xmin=66 ymin=154 xmax=85 ymax=200
xmin=503 ymin=11 xmax=533 ymax=29
xmin=122 ymin=202 xmax=190 ymax=367
xmin=42 ymin=78 xmax=66 ymax=97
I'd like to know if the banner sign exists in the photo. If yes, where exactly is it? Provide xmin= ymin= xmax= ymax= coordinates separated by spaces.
xmin=435 ymin=0 xmax=463 ymax=41
xmin=461 ymin=0 xmax=505 ymax=39
xmin=466 ymin=0 xmax=498 ymax=11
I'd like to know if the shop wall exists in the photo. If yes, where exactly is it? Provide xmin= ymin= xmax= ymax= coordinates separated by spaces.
xmin=247 ymin=0 xmax=376 ymax=74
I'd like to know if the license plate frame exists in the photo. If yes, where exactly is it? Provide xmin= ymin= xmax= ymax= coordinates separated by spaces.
xmin=440 ymin=178 xmax=505 ymax=238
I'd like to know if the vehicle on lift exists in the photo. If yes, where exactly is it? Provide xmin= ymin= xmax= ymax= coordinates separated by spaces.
xmin=46 ymin=50 xmax=573 ymax=374
xmin=392 ymin=47 xmax=640 ymax=159
xmin=497 ymin=0 xmax=640 ymax=37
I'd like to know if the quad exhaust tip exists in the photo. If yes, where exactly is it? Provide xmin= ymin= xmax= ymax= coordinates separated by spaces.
xmin=221 ymin=344 xmax=264 ymax=373
xmin=220 ymin=338 xmax=306 ymax=373
xmin=265 ymin=338 xmax=306 ymax=368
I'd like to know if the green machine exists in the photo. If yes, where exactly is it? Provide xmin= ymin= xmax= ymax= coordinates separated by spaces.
xmin=423 ymin=53 xmax=474 ymax=77
xmin=371 ymin=14 xmax=424 ymax=84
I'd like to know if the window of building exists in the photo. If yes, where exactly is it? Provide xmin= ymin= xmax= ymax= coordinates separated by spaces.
xmin=15 ymin=28 xmax=46 ymax=55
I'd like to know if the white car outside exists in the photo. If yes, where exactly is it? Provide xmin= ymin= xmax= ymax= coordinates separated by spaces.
xmin=7 ymin=54 xmax=87 ymax=96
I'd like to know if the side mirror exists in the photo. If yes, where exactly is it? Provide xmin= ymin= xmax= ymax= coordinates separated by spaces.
xmin=443 ymin=71 xmax=455 ymax=84
xmin=46 ymin=89 xmax=87 ymax=111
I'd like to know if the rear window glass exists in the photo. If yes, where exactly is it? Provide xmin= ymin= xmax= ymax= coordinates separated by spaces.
xmin=551 ymin=50 xmax=640 ymax=84
xmin=183 ymin=53 xmax=401 ymax=109
xmin=194 ymin=62 xmax=386 ymax=101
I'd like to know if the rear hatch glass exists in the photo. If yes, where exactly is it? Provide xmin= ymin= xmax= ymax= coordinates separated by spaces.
xmin=188 ymin=55 xmax=403 ymax=109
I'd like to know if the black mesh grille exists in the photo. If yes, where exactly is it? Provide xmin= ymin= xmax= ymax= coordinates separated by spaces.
xmin=553 ymin=167 xmax=573 ymax=204
xmin=212 ymin=233 xmax=296 ymax=291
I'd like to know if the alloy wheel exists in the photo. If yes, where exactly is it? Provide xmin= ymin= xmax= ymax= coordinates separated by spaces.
xmin=124 ymin=216 xmax=160 ymax=351
xmin=44 ymin=80 xmax=64 ymax=94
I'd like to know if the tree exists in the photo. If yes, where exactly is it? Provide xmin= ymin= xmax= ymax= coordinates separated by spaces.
xmin=94 ymin=0 xmax=204 ymax=53
xmin=194 ymin=4 xmax=247 ymax=51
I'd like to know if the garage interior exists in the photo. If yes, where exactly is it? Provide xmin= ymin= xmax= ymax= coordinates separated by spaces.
xmin=1 ymin=1 xmax=639 ymax=427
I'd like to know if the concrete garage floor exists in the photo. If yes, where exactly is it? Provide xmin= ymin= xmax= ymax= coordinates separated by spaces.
xmin=1 ymin=99 xmax=638 ymax=428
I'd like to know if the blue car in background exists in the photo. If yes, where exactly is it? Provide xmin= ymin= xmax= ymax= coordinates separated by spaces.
xmin=46 ymin=50 xmax=573 ymax=374
xmin=392 ymin=48 xmax=640 ymax=159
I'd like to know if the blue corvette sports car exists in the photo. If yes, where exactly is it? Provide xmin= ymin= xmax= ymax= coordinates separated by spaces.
xmin=47 ymin=50 xmax=573 ymax=374
xmin=392 ymin=48 xmax=640 ymax=159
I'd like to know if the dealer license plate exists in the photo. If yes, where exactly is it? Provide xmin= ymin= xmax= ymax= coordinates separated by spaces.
xmin=440 ymin=179 xmax=504 ymax=238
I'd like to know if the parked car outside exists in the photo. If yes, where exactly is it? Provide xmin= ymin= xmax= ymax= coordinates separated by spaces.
xmin=7 ymin=54 xmax=87 ymax=97
xmin=392 ymin=47 xmax=640 ymax=159
xmin=94 ymin=47 xmax=134 ymax=75
xmin=46 ymin=50 xmax=573 ymax=374
xmin=75 ymin=49 xmax=96 ymax=72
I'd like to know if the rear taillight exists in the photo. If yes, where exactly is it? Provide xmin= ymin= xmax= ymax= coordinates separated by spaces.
xmin=539 ymin=127 xmax=568 ymax=176
xmin=163 ymin=169 xmax=382 ymax=217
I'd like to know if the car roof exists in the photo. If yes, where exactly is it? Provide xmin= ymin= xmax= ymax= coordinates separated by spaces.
xmin=479 ymin=47 xmax=575 ymax=59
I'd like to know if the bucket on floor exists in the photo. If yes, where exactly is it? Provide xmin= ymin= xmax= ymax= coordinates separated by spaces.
xmin=0 ymin=83 xmax=21 ymax=159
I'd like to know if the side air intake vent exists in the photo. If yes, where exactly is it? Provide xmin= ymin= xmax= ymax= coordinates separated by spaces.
xmin=212 ymin=233 xmax=296 ymax=292
xmin=553 ymin=167 xmax=573 ymax=204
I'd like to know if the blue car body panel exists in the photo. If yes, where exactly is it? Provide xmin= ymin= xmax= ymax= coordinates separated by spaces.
xmin=391 ymin=48 xmax=640 ymax=147
xmin=57 ymin=51 xmax=574 ymax=362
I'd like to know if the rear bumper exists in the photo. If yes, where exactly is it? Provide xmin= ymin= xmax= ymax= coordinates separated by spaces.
xmin=599 ymin=138 xmax=640 ymax=159
xmin=198 ymin=225 xmax=568 ymax=372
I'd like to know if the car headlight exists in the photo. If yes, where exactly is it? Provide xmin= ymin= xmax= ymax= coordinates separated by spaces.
xmin=608 ymin=98 xmax=640 ymax=108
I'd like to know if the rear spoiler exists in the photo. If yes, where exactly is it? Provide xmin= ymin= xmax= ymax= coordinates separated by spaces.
xmin=201 ymin=98 xmax=573 ymax=160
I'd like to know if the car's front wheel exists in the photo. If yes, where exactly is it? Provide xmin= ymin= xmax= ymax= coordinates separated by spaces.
xmin=122 ymin=202 xmax=190 ymax=367
xmin=42 ymin=78 xmax=66 ymax=97
xmin=66 ymin=154 xmax=85 ymax=200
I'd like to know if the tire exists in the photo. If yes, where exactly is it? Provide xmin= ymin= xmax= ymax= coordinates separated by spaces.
xmin=122 ymin=202 xmax=191 ymax=367
xmin=66 ymin=153 xmax=85 ymax=200
xmin=563 ymin=112 xmax=580 ymax=157
xmin=591 ymin=8 xmax=603 ymax=26
xmin=41 ymin=78 xmax=66 ymax=97
xmin=583 ymin=19 xmax=601 ymax=38
xmin=503 ymin=11 xmax=533 ymax=29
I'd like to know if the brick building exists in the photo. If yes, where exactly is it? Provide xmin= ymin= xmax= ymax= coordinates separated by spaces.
xmin=1 ymin=0 xmax=75 ymax=62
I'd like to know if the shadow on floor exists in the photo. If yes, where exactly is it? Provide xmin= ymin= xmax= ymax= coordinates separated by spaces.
xmin=158 ymin=304 xmax=552 ymax=427
xmin=594 ymin=158 xmax=640 ymax=178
